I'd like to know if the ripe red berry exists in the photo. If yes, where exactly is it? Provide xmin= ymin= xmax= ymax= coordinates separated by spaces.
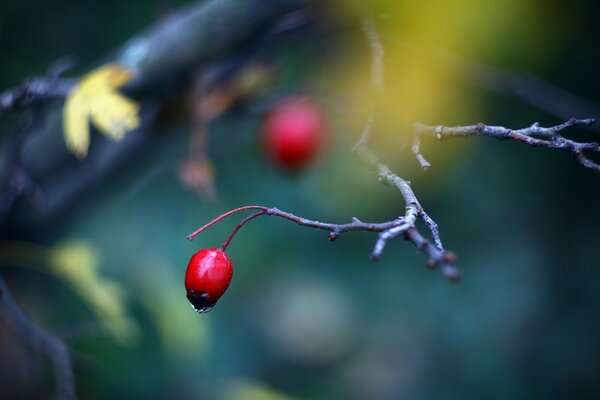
xmin=185 ymin=248 xmax=233 ymax=313
xmin=262 ymin=96 xmax=328 ymax=171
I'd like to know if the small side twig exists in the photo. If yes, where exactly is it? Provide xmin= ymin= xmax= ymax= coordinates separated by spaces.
xmin=412 ymin=137 xmax=431 ymax=170
xmin=413 ymin=118 xmax=599 ymax=172
xmin=0 ymin=276 xmax=75 ymax=400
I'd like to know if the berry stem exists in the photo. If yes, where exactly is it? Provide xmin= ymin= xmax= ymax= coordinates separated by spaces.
xmin=221 ymin=211 xmax=266 ymax=251
xmin=187 ymin=205 xmax=268 ymax=240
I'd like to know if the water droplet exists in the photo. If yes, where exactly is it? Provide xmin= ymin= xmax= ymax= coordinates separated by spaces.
xmin=190 ymin=303 xmax=213 ymax=313
xmin=187 ymin=292 xmax=216 ymax=314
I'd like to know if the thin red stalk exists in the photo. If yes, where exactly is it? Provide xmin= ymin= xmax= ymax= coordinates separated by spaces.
xmin=187 ymin=205 xmax=267 ymax=240
xmin=221 ymin=211 xmax=266 ymax=251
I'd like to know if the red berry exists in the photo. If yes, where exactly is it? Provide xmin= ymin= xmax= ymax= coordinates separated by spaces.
xmin=262 ymin=96 xmax=328 ymax=171
xmin=185 ymin=248 xmax=233 ymax=313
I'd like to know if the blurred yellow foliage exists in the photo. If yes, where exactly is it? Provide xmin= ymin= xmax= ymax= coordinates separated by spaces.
xmin=63 ymin=64 xmax=140 ymax=159
xmin=134 ymin=259 xmax=211 ymax=359
xmin=0 ymin=239 xmax=139 ymax=345
xmin=332 ymin=0 xmax=546 ymax=165
xmin=49 ymin=240 xmax=139 ymax=345
xmin=222 ymin=380 xmax=296 ymax=400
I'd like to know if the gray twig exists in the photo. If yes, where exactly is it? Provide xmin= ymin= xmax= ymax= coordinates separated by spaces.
xmin=413 ymin=118 xmax=599 ymax=172
xmin=263 ymin=205 xmax=456 ymax=277
xmin=352 ymin=141 xmax=458 ymax=281
xmin=411 ymin=137 xmax=431 ymax=170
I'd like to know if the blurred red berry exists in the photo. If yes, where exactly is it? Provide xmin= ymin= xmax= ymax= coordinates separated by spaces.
xmin=262 ymin=96 xmax=328 ymax=170
xmin=185 ymin=248 xmax=233 ymax=313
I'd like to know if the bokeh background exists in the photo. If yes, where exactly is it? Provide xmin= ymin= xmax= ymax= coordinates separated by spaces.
xmin=1 ymin=0 xmax=599 ymax=399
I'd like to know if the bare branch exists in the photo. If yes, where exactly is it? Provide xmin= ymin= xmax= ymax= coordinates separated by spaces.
xmin=188 ymin=204 xmax=459 ymax=281
xmin=0 ymin=276 xmax=75 ymax=400
xmin=414 ymin=118 xmax=599 ymax=172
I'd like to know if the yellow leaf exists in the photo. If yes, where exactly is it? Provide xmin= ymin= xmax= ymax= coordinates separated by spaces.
xmin=64 ymin=91 xmax=90 ymax=158
xmin=63 ymin=64 xmax=140 ymax=159
xmin=88 ymin=91 xmax=140 ymax=140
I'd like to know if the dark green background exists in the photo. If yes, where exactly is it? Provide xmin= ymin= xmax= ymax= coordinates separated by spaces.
xmin=1 ymin=1 xmax=599 ymax=399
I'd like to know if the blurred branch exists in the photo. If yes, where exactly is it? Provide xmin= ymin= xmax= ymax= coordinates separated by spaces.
xmin=0 ymin=0 xmax=313 ymax=229
xmin=360 ymin=16 xmax=384 ymax=90
xmin=0 ymin=105 xmax=54 ymax=222
xmin=0 ymin=78 xmax=74 ymax=120
xmin=413 ymin=118 xmax=599 ymax=172
xmin=0 ymin=56 xmax=76 ymax=120
xmin=0 ymin=0 xmax=310 ymax=119
xmin=115 ymin=0 xmax=310 ymax=86
xmin=385 ymin=38 xmax=600 ymax=130
xmin=0 ymin=276 xmax=75 ymax=400
xmin=0 ymin=60 xmax=79 ymax=221
xmin=437 ymin=49 xmax=600 ymax=129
